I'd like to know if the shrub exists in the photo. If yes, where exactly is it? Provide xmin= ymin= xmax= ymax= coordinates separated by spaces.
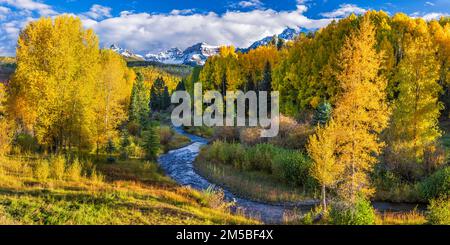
xmin=66 ymin=158 xmax=82 ymax=181
xmin=272 ymin=150 xmax=312 ymax=186
xmin=14 ymin=133 xmax=37 ymax=153
xmin=34 ymin=160 xmax=49 ymax=181
xmin=215 ymin=127 xmax=240 ymax=142
xmin=245 ymin=143 xmax=278 ymax=172
xmin=423 ymin=144 xmax=446 ymax=175
xmin=427 ymin=196 xmax=450 ymax=225
xmin=419 ymin=166 xmax=450 ymax=200
xmin=159 ymin=126 xmax=173 ymax=145
xmin=239 ymin=127 xmax=262 ymax=146
xmin=330 ymin=198 xmax=376 ymax=225
xmin=50 ymin=155 xmax=65 ymax=180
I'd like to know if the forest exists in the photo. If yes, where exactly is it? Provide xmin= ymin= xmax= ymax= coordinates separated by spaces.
xmin=0 ymin=11 xmax=449 ymax=225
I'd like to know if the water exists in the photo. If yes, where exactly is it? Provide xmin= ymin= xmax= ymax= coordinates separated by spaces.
xmin=158 ymin=127 xmax=424 ymax=224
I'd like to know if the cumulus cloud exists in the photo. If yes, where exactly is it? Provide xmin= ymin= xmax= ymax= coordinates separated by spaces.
xmin=81 ymin=5 xmax=330 ymax=54
xmin=0 ymin=0 xmax=56 ymax=15
xmin=238 ymin=0 xmax=263 ymax=9
xmin=0 ymin=5 xmax=10 ymax=19
xmin=320 ymin=4 xmax=366 ymax=18
xmin=421 ymin=12 xmax=448 ymax=20
xmin=170 ymin=9 xmax=195 ymax=15
xmin=0 ymin=2 xmax=332 ymax=56
xmin=83 ymin=4 xmax=112 ymax=20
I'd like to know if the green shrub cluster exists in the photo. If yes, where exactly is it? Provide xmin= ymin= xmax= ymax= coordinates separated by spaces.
xmin=203 ymin=141 xmax=313 ymax=187
xmin=419 ymin=166 xmax=450 ymax=200
xmin=329 ymin=198 xmax=376 ymax=225
xmin=427 ymin=196 xmax=450 ymax=225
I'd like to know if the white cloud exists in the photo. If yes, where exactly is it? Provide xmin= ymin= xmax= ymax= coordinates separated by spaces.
xmin=238 ymin=0 xmax=263 ymax=8
xmin=425 ymin=2 xmax=435 ymax=7
xmin=0 ymin=6 xmax=10 ymax=19
xmin=320 ymin=4 xmax=366 ymax=18
xmin=170 ymin=9 xmax=195 ymax=15
xmin=81 ymin=6 xmax=331 ymax=54
xmin=83 ymin=4 xmax=112 ymax=20
xmin=422 ymin=12 xmax=448 ymax=20
xmin=0 ymin=0 xmax=56 ymax=15
xmin=0 ymin=3 xmax=332 ymax=56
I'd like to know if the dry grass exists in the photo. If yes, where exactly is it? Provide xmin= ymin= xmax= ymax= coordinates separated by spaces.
xmin=376 ymin=210 xmax=427 ymax=225
xmin=0 ymin=156 xmax=258 ymax=225
xmin=194 ymin=156 xmax=312 ymax=203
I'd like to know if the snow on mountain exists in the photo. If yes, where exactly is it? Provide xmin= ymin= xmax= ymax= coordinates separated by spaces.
xmin=110 ymin=27 xmax=309 ymax=66
xmin=239 ymin=27 xmax=305 ymax=52
xmin=142 ymin=42 xmax=219 ymax=66
xmin=110 ymin=44 xmax=144 ymax=61
xmin=145 ymin=48 xmax=184 ymax=64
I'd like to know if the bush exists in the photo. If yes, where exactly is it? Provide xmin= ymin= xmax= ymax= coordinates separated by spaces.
xmin=215 ymin=127 xmax=240 ymax=142
xmin=330 ymin=198 xmax=376 ymax=225
xmin=14 ymin=133 xmax=38 ymax=153
xmin=272 ymin=150 xmax=312 ymax=186
xmin=419 ymin=166 xmax=450 ymax=200
xmin=34 ymin=160 xmax=49 ymax=181
xmin=245 ymin=143 xmax=278 ymax=172
xmin=427 ymin=196 xmax=450 ymax=225
xmin=66 ymin=158 xmax=82 ymax=181
xmin=239 ymin=127 xmax=262 ymax=146
xmin=159 ymin=126 xmax=173 ymax=145
xmin=50 ymin=155 xmax=65 ymax=180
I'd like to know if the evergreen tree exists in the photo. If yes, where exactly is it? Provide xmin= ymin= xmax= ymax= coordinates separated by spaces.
xmin=162 ymin=86 xmax=171 ymax=110
xmin=175 ymin=79 xmax=186 ymax=91
xmin=313 ymin=101 xmax=332 ymax=126
xmin=143 ymin=124 xmax=160 ymax=161
xmin=150 ymin=77 xmax=165 ymax=112
xmin=129 ymin=72 xmax=149 ymax=127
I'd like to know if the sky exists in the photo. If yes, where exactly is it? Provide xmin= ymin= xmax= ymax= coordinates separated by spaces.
xmin=0 ymin=0 xmax=449 ymax=56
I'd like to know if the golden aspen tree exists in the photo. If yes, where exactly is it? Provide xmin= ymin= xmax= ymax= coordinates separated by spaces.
xmin=93 ymin=50 xmax=134 ymax=154
xmin=0 ymin=83 xmax=11 ymax=156
xmin=307 ymin=120 xmax=342 ymax=210
xmin=8 ymin=15 xmax=100 ymax=152
xmin=332 ymin=16 xmax=390 ymax=203
xmin=386 ymin=20 xmax=442 ymax=176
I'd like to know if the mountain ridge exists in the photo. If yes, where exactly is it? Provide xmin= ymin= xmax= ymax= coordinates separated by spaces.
xmin=111 ymin=27 xmax=309 ymax=66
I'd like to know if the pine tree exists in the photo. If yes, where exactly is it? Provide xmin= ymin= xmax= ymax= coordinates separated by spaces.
xmin=332 ymin=16 xmax=390 ymax=203
xmin=129 ymin=72 xmax=149 ymax=127
xmin=150 ymin=77 xmax=165 ymax=112
xmin=162 ymin=86 xmax=170 ymax=110
xmin=143 ymin=124 xmax=160 ymax=161
xmin=313 ymin=101 xmax=332 ymax=126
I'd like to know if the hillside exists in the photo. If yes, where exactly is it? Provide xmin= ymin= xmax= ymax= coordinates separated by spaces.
xmin=0 ymin=156 xmax=257 ymax=225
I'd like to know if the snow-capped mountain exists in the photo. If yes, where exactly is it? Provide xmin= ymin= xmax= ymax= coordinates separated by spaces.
xmin=144 ymin=43 xmax=219 ymax=66
xmin=239 ymin=27 xmax=305 ymax=52
xmin=110 ymin=44 xmax=144 ymax=61
xmin=110 ymin=27 xmax=309 ymax=66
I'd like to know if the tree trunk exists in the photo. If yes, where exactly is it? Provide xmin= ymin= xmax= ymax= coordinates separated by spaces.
xmin=322 ymin=185 xmax=327 ymax=211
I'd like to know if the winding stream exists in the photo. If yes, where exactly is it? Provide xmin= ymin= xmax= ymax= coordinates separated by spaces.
xmin=158 ymin=128 xmax=424 ymax=224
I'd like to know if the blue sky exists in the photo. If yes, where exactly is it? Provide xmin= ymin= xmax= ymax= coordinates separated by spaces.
xmin=0 ymin=0 xmax=449 ymax=56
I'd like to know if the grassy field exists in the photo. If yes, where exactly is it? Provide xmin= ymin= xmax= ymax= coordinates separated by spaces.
xmin=194 ymin=154 xmax=315 ymax=203
xmin=0 ymin=156 xmax=258 ymax=225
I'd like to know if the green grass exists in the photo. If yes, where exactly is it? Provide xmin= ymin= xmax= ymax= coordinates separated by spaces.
xmin=184 ymin=126 xmax=214 ymax=138
xmin=0 ymin=156 xmax=258 ymax=225
xmin=194 ymin=155 xmax=314 ymax=203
